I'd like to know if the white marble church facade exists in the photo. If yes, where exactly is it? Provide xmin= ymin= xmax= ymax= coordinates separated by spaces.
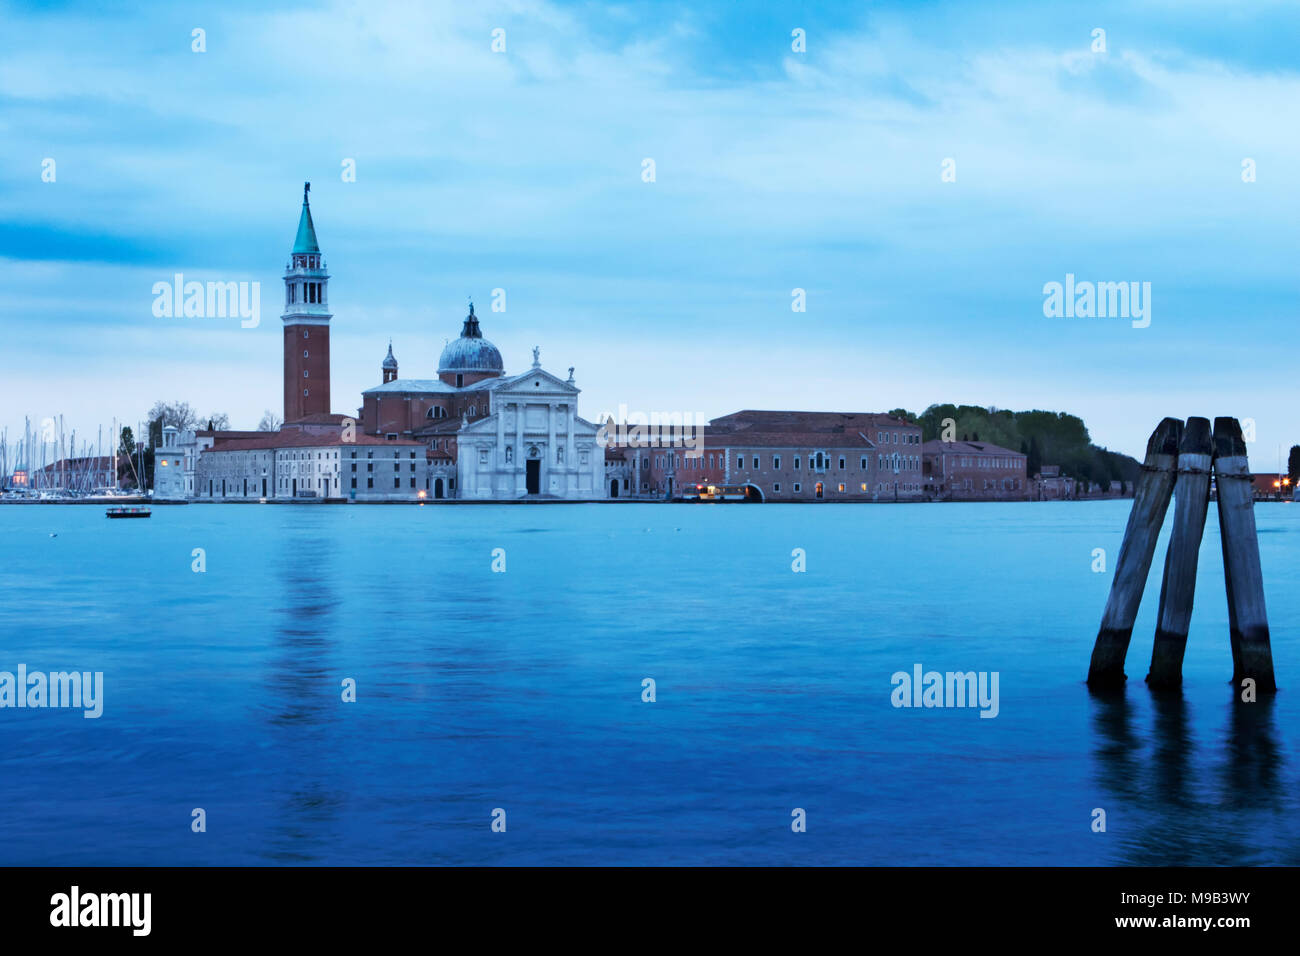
xmin=456 ymin=356 xmax=604 ymax=500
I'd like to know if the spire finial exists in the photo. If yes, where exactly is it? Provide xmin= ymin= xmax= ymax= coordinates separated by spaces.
xmin=304 ymin=181 xmax=310 ymax=203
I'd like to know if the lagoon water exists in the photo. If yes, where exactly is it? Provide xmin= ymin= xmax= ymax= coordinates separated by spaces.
xmin=1 ymin=500 xmax=1297 ymax=866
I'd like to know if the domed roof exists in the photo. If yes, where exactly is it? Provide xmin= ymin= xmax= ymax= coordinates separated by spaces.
xmin=382 ymin=341 xmax=398 ymax=370
xmin=438 ymin=303 xmax=504 ymax=375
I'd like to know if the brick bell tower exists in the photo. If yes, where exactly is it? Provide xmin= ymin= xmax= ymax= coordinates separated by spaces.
xmin=282 ymin=182 xmax=331 ymax=422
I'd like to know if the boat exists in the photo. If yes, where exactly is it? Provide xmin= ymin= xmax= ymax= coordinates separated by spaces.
xmin=106 ymin=506 xmax=151 ymax=519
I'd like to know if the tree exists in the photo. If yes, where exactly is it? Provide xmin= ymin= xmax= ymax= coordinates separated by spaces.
xmin=1288 ymin=445 xmax=1300 ymax=490
xmin=116 ymin=426 xmax=147 ymax=489
xmin=207 ymin=412 xmax=231 ymax=430
xmin=257 ymin=410 xmax=283 ymax=432
xmin=146 ymin=400 xmax=199 ymax=431
xmin=1027 ymin=436 xmax=1042 ymax=478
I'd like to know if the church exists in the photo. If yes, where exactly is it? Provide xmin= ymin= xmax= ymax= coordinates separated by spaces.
xmin=193 ymin=183 xmax=605 ymax=502
xmin=358 ymin=307 xmax=605 ymax=500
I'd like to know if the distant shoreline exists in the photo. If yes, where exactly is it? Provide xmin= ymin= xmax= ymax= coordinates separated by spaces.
xmin=0 ymin=496 xmax=1146 ymax=506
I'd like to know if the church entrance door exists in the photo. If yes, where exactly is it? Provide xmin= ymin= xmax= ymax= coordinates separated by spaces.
xmin=526 ymin=460 xmax=541 ymax=494
xmin=434 ymin=478 xmax=444 ymax=499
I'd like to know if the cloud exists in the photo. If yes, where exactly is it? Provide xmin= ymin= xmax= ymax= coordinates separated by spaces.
xmin=1 ymin=0 xmax=1297 ymax=458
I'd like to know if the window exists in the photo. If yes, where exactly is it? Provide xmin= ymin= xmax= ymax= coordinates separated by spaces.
xmin=773 ymin=483 xmax=781 ymax=493
xmin=773 ymin=455 xmax=781 ymax=470
xmin=395 ymin=477 xmax=401 ymax=488
xmin=303 ymin=330 xmax=309 ymax=339
xmin=737 ymin=456 xmax=744 ymax=470
xmin=303 ymin=350 xmax=309 ymax=358
xmin=838 ymin=456 xmax=845 ymax=470
xmin=367 ymin=478 xmax=373 ymax=488
xmin=793 ymin=482 xmax=801 ymax=492
xmin=860 ymin=482 xmax=868 ymax=492
xmin=351 ymin=478 xmax=357 ymax=489
xmin=303 ymin=388 xmax=309 ymax=396
xmin=455 ymin=374 xmax=463 ymax=387
xmin=794 ymin=456 xmax=801 ymax=470
xmin=838 ymin=483 xmax=846 ymax=492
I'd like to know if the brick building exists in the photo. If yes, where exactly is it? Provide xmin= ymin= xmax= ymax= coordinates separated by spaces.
xmin=922 ymin=439 xmax=1028 ymax=500
xmin=618 ymin=410 xmax=924 ymax=501
xmin=1032 ymin=464 xmax=1076 ymax=500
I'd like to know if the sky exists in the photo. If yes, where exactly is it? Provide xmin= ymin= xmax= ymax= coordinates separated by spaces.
xmin=0 ymin=0 xmax=1297 ymax=463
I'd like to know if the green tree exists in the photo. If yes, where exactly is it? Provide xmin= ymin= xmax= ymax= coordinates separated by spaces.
xmin=1288 ymin=445 xmax=1300 ymax=490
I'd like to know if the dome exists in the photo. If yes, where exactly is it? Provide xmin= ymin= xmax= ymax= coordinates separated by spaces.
xmin=381 ymin=342 xmax=398 ymax=370
xmin=438 ymin=303 xmax=504 ymax=375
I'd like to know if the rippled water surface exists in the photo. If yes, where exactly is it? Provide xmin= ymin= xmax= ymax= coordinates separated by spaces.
xmin=1 ymin=500 xmax=1297 ymax=865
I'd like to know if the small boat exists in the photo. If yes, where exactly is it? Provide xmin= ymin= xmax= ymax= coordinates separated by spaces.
xmin=106 ymin=506 xmax=151 ymax=519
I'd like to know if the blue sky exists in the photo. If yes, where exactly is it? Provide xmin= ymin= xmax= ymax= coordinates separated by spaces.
xmin=1 ymin=0 xmax=1297 ymax=462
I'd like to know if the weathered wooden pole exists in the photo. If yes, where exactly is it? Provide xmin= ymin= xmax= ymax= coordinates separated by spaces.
xmin=1087 ymin=417 xmax=1182 ymax=687
xmin=1146 ymin=417 xmax=1212 ymax=689
xmin=1212 ymin=417 xmax=1276 ymax=691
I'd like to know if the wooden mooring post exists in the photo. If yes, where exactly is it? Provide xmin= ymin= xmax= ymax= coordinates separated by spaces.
xmin=1146 ymin=417 xmax=1212 ymax=689
xmin=1213 ymin=417 xmax=1277 ymax=691
xmin=1087 ymin=415 xmax=1277 ymax=691
xmin=1086 ymin=417 xmax=1182 ymax=687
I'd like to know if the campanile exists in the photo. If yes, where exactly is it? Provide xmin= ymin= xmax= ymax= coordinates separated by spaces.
xmin=282 ymin=182 xmax=331 ymax=422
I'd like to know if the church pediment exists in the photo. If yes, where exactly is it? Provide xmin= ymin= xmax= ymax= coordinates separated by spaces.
xmin=496 ymin=367 xmax=579 ymax=396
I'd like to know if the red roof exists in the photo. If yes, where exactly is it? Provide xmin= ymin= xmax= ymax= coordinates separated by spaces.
xmin=196 ymin=429 xmax=265 ymax=439
xmin=209 ymin=428 xmax=423 ymax=451
xmin=710 ymin=410 xmax=918 ymax=431
xmin=921 ymin=439 xmax=1025 ymax=458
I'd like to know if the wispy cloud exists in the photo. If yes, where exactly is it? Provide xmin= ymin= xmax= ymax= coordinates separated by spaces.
xmin=1 ymin=0 xmax=1296 ymax=458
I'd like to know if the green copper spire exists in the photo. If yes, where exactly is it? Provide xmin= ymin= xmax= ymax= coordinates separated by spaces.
xmin=293 ymin=181 xmax=320 ymax=254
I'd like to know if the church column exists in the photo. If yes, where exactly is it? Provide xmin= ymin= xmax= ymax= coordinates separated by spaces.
xmin=547 ymin=402 xmax=556 ymax=492
xmin=497 ymin=398 xmax=506 ymax=495
xmin=515 ymin=401 xmax=524 ymax=494
xmin=567 ymin=403 xmax=575 ymax=488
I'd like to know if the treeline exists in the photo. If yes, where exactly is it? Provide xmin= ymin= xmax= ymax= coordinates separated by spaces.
xmin=885 ymin=404 xmax=1140 ymax=489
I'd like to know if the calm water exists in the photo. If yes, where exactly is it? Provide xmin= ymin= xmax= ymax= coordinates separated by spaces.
xmin=1 ymin=500 xmax=1297 ymax=866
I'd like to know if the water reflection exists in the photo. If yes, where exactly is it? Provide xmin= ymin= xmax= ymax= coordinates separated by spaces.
xmin=1089 ymin=685 xmax=1284 ymax=864
xmin=260 ymin=529 xmax=343 ymax=862
xmin=1223 ymin=692 xmax=1280 ymax=810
